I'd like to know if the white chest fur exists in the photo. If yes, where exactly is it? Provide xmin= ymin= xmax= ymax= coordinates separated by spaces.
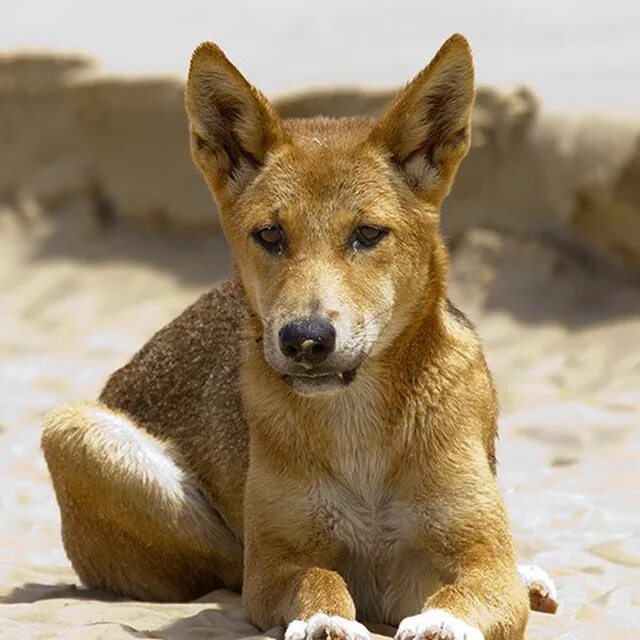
xmin=306 ymin=376 xmax=441 ymax=624
xmin=310 ymin=449 xmax=440 ymax=625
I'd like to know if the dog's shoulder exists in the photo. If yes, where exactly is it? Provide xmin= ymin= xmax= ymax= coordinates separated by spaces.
xmin=441 ymin=298 xmax=499 ymax=473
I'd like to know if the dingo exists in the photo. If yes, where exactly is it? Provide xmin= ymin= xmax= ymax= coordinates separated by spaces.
xmin=42 ymin=34 xmax=557 ymax=640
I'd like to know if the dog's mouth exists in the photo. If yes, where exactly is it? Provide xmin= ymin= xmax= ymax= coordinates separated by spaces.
xmin=282 ymin=369 xmax=357 ymax=396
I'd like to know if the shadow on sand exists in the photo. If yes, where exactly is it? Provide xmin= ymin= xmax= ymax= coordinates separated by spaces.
xmin=0 ymin=581 xmax=124 ymax=604
xmin=25 ymin=206 xmax=232 ymax=287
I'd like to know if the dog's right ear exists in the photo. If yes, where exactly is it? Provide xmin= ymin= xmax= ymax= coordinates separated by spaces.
xmin=186 ymin=43 xmax=285 ymax=205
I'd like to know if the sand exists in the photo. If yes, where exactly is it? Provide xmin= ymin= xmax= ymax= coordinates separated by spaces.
xmin=1 ymin=195 xmax=639 ymax=639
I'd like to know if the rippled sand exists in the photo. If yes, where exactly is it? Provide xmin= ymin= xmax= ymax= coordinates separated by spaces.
xmin=0 ymin=213 xmax=638 ymax=639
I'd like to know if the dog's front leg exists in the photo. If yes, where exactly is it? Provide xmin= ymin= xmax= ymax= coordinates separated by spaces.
xmin=244 ymin=553 xmax=368 ymax=640
xmin=397 ymin=474 xmax=529 ymax=640
xmin=243 ymin=475 xmax=368 ymax=640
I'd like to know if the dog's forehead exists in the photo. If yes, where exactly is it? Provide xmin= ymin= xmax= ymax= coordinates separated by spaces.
xmin=283 ymin=116 xmax=374 ymax=149
xmin=259 ymin=116 xmax=392 ymax=210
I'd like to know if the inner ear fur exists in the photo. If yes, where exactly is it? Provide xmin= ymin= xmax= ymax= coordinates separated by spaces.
xmin=370 ymin=33 xmax=475 ymax=202
xmin=185 ymin=42 xmax=285 ymax=200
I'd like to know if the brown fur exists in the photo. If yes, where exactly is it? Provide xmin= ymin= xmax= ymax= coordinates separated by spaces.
xmin=41 ymin=35 xmax=555 ymax=640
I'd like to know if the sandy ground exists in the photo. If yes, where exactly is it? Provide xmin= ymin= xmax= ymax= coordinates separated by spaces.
xmin=0 ymin=207 xmax=639 ymax=639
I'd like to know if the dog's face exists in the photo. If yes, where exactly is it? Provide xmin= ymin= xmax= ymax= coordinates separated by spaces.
xmin=220 ymin=133 xmax=433 ymax=396
xmin=186 ymin=35 xmax=474 ymax=396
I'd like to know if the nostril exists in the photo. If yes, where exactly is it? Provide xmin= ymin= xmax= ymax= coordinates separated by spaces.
xmin=303 ymin=338 xmax=332 ymax=364
xmin=311 ymin=343 xmax=325 ymax=355
xmin=281 ymin=343 xmax=299 ymax=359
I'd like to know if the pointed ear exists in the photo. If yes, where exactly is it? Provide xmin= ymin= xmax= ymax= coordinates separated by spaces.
xmin=370 ymin=34 xmax=475 ymax=203
xmin=185 ymin=43 xmax=285 ymax=203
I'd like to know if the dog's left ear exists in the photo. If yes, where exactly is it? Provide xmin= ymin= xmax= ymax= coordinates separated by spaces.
xmin=370 ymin=34 xmax=474 ymax=203
xmin=186 ymin=42 xmax=285 ymax=205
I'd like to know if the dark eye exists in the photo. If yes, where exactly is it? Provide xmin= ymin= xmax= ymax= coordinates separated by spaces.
xmin=349 ymin=225 xmax=389 ymax=250
xmin=253 ymin=225 xmax=286 ymax=254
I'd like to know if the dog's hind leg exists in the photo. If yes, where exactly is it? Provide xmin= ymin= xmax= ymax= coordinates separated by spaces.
xmin=41 ymin=402 xmax=243 ymax=601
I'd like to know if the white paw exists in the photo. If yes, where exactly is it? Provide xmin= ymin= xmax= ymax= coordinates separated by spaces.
xmin=518 ymin=564 xmax=559 ymax=614
xmin=395 ymin=609 xmax=483 ymax=640
xmin=518 ymin=564 xmax=557 ymax=600
xmin=285 ymin=613 xmax=371 ymax=640
xmin=285 ymin=619 xmax=309 ymax=640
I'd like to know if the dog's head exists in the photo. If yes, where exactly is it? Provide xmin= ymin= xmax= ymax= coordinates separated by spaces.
xmin=186 ymin=35 xmax=474 ymax=396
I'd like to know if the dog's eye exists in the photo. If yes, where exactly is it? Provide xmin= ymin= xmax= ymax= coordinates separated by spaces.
xmin=349 ymin=225 xmax=389 ymax=250
xmin=253 ymin=225 xmax=286 ymax=254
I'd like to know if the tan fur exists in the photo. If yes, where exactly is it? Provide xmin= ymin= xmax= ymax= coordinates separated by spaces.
xmin=41 ymin=35 xmax=554 ymax=640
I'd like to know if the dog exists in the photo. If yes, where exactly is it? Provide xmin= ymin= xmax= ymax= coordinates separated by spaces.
xmin=42 ymin=34 xmax=558 ymax=640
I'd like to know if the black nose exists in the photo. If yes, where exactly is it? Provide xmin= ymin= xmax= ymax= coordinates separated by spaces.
xmin=279 ymin=317 xmax=336 ymax=365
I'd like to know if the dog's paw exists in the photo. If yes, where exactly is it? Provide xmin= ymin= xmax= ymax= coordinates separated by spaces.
xmin=395 ymin=610 xmax=483 ymax=640
xmin=285 ymin=613 xmax=371 ymax=640
xmin=518 ymin=564 xmax=559 ymax=614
